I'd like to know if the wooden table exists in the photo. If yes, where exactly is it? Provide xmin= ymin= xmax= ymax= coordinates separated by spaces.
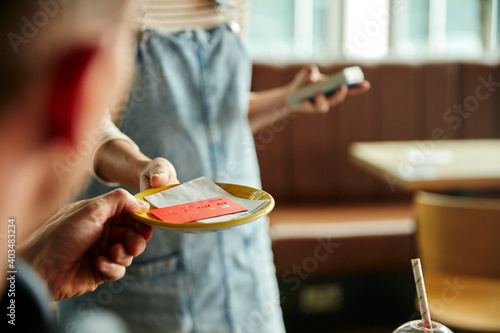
xmin=349 ymin=139 xmax=500 ymax=192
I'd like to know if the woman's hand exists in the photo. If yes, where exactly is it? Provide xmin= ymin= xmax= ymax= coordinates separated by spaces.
xmin=138 ymin=157 xmax=179 ymax=191
xmin=286 ymin=64 xmax=371 ymax=115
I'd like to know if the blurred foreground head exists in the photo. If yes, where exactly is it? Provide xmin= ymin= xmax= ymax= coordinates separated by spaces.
xmin=0 ymin=0 xmax=138 ymax=239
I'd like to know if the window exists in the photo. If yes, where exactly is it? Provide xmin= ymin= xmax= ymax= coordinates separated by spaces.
xmin=395 ymin=0 xmax=483 ymax=58
xmin=247 ymin=0 xmax=499 ymax=61
xmin=342 ymin=0 xmax=390 ymax=59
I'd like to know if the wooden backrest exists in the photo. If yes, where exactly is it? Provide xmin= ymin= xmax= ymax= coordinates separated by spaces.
xmin=413 ymin=191 xmax=500 ymax=278
xmin=251 ymin=62 xmax=500 ymax=204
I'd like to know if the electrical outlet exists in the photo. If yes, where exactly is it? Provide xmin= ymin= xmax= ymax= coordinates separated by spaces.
xmin=298 ymin=283 xmax=344 ymax=314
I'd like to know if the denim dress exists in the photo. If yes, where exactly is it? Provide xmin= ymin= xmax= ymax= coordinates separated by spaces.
xmin=58 ymin=23 xmax=285 ymax=333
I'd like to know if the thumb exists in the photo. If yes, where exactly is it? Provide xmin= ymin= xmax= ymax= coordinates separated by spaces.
xmin=304 ymin=64 xmax=320 ymax=84
xmin=147 ymin=158 xmax=179 ymax=188
xmin=93 ymin=189 xmax=150 ymax=222
xmin=150 ymin=173 xmax=176 ymax=188
xmin=290 ymin=65 xmax=320 ymax=91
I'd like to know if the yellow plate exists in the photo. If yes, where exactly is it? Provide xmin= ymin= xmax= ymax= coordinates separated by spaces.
xmin=131 ymin=182 xmax=275 ymax=233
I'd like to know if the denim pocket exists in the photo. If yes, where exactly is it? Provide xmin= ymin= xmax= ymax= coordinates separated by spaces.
xmin=125 ymin=251 xmax=184 ymax=280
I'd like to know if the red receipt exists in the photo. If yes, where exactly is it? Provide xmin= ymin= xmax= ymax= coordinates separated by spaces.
xmin=149 ymin=196 xmax=248 ymax=224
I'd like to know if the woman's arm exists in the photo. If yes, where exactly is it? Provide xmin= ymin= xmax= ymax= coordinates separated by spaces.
xmin=248 ymin=65 xmax=371 ymax=134
xmin=90 ymin=115 xmax=178 ymax=192
xmin=94 ymin=139 xmax=178 ymax=192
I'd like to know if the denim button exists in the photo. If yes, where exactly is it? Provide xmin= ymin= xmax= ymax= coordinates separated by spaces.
xmin=228 ymin=21 xmax=240 ymax=34
xmin=140 ymin=30 xmax=150 ymax=43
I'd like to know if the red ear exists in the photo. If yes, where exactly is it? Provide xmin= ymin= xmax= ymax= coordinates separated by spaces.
xmin=47 ymin=48 xmax=95 ymax=145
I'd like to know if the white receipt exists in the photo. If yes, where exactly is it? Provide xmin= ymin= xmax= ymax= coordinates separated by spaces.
xmin=143 ymin=177 xmax=269 ymax=223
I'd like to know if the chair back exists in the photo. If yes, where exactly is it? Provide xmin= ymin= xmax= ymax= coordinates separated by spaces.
xmin=414 ymin=191 xmax=500 ymax=278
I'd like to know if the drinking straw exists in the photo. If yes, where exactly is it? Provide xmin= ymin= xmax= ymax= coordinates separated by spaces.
xmin=412 ymin=258 xmax=432 ymax=328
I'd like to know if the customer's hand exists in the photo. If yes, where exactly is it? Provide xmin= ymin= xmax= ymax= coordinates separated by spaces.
xmin=19 ymin=189 xmax=153 ymax=301
xmin=286 ymin=64 xmax=371 ymax=114
xmin=139 ymin=157 xmax=179 ymax=191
